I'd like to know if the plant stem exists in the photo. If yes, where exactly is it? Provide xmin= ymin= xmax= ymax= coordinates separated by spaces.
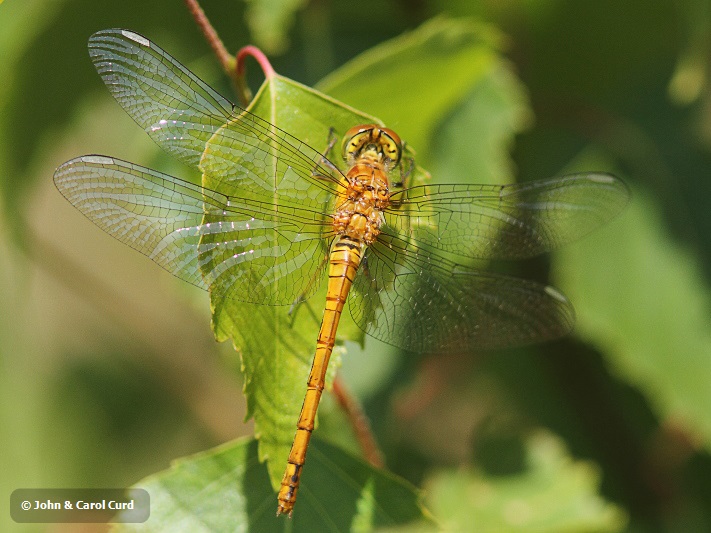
xmin=183 ymin=0 xmax=235 ymax=76
xmin=184 ymin=0 xmax=275 ymax=107
xmin=234 ymin=45 xmax=276 ymax=106
xmin=332 ymin=375 xmax=384 ymax=468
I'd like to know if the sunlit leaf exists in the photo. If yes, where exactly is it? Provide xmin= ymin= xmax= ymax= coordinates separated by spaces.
xmin=318 ymin=17 xmax=508 ymax=167
xmin=114 ymin=437 xmax=424 ymax=532
xmin=429 ymin=56 xmax=531 ymax=187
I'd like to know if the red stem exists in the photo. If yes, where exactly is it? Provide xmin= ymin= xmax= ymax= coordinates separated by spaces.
xmin=332 ymin=376 xmax=384 ymax=468
xmin=183 ymin=0 xmax=234 ymax=76
xmin=236 ymin=45 xmax=276 ymax=80
xmin=234 ymin=45 xmax=276 ymax=106
xmin=184 ymin=0 xmax=275 ymax=107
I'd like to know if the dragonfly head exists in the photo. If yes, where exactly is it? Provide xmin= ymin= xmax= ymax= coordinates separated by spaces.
xmin=342 ymin=124 xmax=402 ymax=170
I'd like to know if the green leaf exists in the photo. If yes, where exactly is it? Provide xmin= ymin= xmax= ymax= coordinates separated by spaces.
xmin=429 ymin=61 xmax=532 ymax=187
xmin=317 ymin=17 xmax=508 ymax=167
xmin=114 ymin=437 xmax=424 ymax=532
xmin=553 ymin=184 xmax=711 ymax=451
xmin=381 ymin=432 xmax=626 ymax=533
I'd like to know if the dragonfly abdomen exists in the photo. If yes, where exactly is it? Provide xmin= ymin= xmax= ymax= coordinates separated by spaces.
xmin=276 ymin=235 xmax=364 ymax=516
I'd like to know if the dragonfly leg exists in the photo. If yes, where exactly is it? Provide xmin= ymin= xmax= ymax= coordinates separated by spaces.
xmin=287 ymin=252 xmax=329 ymax=326
xmin=392 ymin=154 xmax=415 ymax=189
xmin=310 ymin=127 xmax=342 ymax=179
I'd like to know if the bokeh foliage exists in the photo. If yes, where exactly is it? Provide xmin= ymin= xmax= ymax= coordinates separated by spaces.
xmin=3 ymin=0 xmax=711 ymax=531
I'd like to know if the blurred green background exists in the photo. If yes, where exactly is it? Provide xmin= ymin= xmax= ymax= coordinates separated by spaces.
xmin=3 ymin=0 xmax=711 ymax=531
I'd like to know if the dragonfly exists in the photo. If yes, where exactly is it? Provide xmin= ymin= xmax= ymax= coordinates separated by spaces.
xmin=54 ymin=29 xmax=630 ymax=516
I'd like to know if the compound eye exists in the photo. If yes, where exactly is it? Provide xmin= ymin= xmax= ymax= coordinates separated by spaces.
xmin=380 ymin=127 xmax=401 ymax=147
xmin=379 ymin=127 xmax=402 ymax=165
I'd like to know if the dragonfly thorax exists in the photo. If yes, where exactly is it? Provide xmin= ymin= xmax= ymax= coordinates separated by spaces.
xmin=333 ymin=164 xmax=390 ymax=245
xmin=332 ymin=124 xmax=401 ymax=244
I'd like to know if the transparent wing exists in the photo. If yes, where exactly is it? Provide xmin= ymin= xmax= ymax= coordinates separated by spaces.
xmin=54 ymin=156 xmax=333 ymax=304
xmin=348 ymin=233 xmax=575 ymax=353
xmin=88 ymin=29 xmax=344 ymax=213
xmin=387 ymin=173 xmax=630 ymax=260
xmin=71 ymin=29 xmax=626 ymax=352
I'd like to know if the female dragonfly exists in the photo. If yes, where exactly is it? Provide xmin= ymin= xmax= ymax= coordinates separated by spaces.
xmin=54 ymin=29 xmax=630 ymax=516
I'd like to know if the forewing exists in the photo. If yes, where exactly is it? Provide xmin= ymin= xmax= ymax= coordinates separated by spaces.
xmin=53 ymin=156 xmax=331 ymax=304
xmin=348 ymin=233 xmax=574 ymax=353
xmin=387 ymin=173 xmax=630 ymax=260
xmin=89 ymin=29 xmax=234 ymax=169
xmin=88 ymin=29 xmax=343 ymax=213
